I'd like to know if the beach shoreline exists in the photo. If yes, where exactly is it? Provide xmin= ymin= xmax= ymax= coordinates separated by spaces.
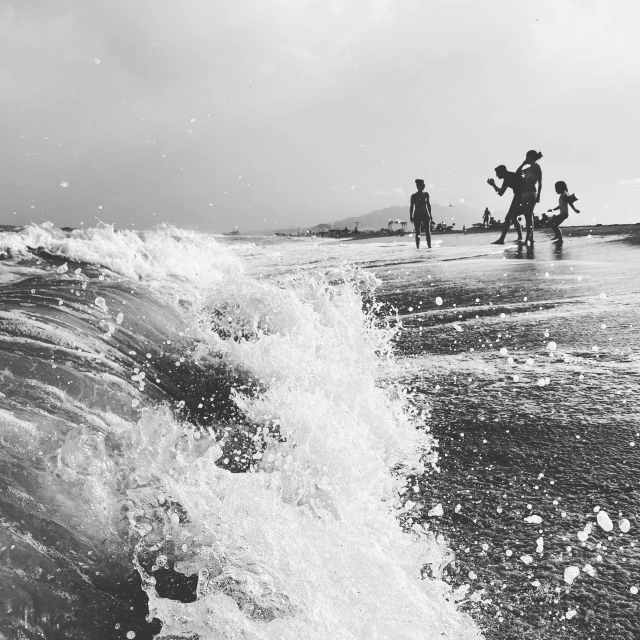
xmin=340 ymin=223 xmax=640 ymax=243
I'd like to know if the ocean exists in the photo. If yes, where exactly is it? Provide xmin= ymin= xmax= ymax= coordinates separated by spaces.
xmin=0 ymin=224 xmax=638 ymax=639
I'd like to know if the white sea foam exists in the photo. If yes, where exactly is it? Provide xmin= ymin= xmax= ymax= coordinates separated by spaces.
xmin=4 ymin=225 xmax=481 ymax=638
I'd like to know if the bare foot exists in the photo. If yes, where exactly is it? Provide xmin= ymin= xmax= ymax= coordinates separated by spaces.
xmin=492 ymin=239 xmax=505 ymax=245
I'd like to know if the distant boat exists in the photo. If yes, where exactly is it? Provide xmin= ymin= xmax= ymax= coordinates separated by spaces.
xmin=223 ymin=226 xmax=239 ymax=236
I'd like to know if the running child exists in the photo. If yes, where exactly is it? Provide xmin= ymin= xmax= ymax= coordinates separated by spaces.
xmin=547 ymin=181 xmax=580 ymax=244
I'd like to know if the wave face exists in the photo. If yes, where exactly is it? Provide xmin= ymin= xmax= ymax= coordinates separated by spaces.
xmin=0 ymin=223 xmax=480 ymax=640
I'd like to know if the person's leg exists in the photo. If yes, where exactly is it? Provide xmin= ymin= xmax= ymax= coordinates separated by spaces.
xmin=554 ymin=214 xmax=567 ymax=243
xmin=513 ymin=215 xmax=523 ymax=241
xmin=425 ymin=219 xmax=432 ymax=248
xmin=522 ymin=196 xmax=535 ymax=244
xmin=492 ymin=218 xmax=509 ymax=244
xmin=414 ymin=221 xmax=421 ymax=248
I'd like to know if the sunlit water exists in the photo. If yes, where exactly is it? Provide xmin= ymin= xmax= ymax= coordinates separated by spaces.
xmin=1 ymin=224 xmax=638 ymax=639
xmin=0 ymin=224 xmax=481 ymax=640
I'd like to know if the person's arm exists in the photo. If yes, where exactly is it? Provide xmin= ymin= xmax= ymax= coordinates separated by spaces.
xmin=496 ymin=178 xmax=509 ymax=197
xmin=487 ymin=178 xmax=503 ymax=196
xmin=569 ymin=200 xmax=580 ymax=213
xmin=426 ymin=193 xmax=432 ymax=219
xmin=547 ymin=205 xmax=560 ymax=212
xmin=536 ymin=165 xmax=542 ymax=203
xmin=409 ymin=195 xmax=414 ymax=223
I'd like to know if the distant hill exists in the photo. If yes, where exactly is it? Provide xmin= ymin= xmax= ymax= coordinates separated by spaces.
xmin=329 ymin=203 xmax=502 ymax=231
xmin=273 ymin=203 xmax=508 ymax=235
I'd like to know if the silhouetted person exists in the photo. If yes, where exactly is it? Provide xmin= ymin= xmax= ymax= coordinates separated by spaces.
xmin=516 ymin=150 xmax=543 ymax=245
xmin=482 ymin=208 xmax=491 ymax=228
xmin=547 ymin=181 xmax=580 ymax=244
xmin=410 ymin=179 xmax=432 ymax=249
xmin=487 ymin=165 xmax=523 ymax=244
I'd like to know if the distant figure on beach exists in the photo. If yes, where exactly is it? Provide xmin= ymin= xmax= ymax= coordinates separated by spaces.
xmin=516 ymin=150 xmax=543 ymax=245
xmin=547 ymin=181 xmax=580 ymax=244
xmin=487 ymin=165 xmax=523 ymax=244
xmin=483 ymin=208 xmax=491 ymax=228
xmin=410 ymin=179 xmax=432 ymax=249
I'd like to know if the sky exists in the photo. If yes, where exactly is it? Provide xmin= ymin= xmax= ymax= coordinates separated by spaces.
xmin=1 ymin=0 xmax=639 ymax=232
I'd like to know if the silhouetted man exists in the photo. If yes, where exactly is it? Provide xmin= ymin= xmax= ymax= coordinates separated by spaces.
xmin=483 ymin=208 xmax=491 ymax=228
xmin=487 ymin=165 xmax=523 ymax=244
xmin=410 ymin=179 xmax=432 ymax=249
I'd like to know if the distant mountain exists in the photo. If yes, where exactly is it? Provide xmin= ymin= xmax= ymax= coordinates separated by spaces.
xmin=329 ymin=203 xmax=503 ymax=231
xmin=272 ymin=202 xmax=508 ymax=235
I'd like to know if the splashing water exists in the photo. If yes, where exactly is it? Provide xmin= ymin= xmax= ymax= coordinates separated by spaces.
xmin=0 ymin=224 xmax=480 ymax=639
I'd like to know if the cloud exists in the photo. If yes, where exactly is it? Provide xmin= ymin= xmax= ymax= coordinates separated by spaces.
xmin=618 ymin=178 xmax=640 ymax=186
xmin=373 ymin=187 xmax=405 ymax=198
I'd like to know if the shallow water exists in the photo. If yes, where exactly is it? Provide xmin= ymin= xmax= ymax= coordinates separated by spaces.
xmin=1 ymin=224 xmax=638 ymax=639
xmin=369 ymin=231 xmax=640 ymax=639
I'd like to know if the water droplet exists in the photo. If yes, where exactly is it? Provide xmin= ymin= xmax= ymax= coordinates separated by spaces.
xmin=94 ymin=58 xmax=101 ymax=65
xmin=60 ymin=181 xmax=69 ymax=188
xmin=435 ymin=297 xmax=443 ymax=306
xmin=547 ymin=341 xmax=557 ymax=351
xmin=597 ymin=510 xmax=613 ymax=531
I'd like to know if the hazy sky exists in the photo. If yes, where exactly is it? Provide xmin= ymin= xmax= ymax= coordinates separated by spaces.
xmin=1 ymin=0 xmax=639 ymax=231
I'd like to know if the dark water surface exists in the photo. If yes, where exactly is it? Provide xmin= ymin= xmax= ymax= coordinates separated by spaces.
xmin=374 ymin=232 xmax=640 ymax=639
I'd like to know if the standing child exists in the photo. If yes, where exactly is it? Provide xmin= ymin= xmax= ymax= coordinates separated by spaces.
xmin=547 ymin=181 xmax=580 ymax=244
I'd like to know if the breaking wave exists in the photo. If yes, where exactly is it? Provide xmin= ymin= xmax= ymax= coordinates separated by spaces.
xmin=0 ymin=223 xmax=480 ymax=639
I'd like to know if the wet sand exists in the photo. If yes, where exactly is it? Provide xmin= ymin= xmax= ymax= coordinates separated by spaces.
xmin=342 ymin=224 xmax=640 ymax=245
xmin=371 ymin=233 xmax=640 ymax=639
